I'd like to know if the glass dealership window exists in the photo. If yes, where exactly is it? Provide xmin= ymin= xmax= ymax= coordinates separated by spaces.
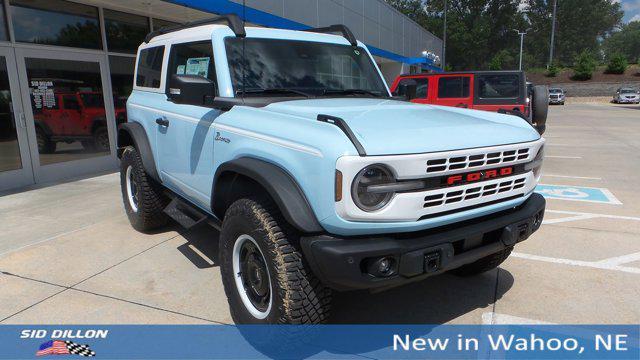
xmin=0 ymin=3 xmax=8 ymax=41
xmin=0 ymin=57 xmax=21 ymax=172
xmin=104 ymin=9 xmax=150 ymax=54
xmin=10 ymin=0 xmax=102 ymax=49
xmin=152 ymin=18 xmax=179 ymax=30
xmin=109 ymin=56 xmax=134 ymax=125
xmin=25 ymin=58 xmax=109 ymax=165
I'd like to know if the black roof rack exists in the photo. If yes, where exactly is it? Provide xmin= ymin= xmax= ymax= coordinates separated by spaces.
xmin=144 ymin=14 xmax=246 ymax=43
xmin=304 ymin=25 xmax=358 ymax=47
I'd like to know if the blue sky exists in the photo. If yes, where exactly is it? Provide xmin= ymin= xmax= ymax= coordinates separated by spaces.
xmin=618 ymin=0 xmax=640 ymax=23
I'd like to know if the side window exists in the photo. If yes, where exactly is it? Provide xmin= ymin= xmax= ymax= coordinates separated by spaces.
xmin=136 ymin=46 xmax=165 ymax=88
xmin=393 ymin=78 xmax=429 ymax=98
xmin=167 ymin=40 xmax=217 ymax=94
xmin=63 ymin=95 xmax=80 ymax=110
xmin=438 ymin=76 xmax=470 ymax=98
xmin=477 ymin=74 xmax=519 ymax=99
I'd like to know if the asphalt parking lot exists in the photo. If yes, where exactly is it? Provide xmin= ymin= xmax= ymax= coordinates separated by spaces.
xmin=1 ymin=103 xmax=639 ymax=325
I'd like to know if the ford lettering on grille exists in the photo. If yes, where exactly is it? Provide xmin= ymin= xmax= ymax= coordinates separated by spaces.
xmin=446 ymin=166 xmax=513 ymax=186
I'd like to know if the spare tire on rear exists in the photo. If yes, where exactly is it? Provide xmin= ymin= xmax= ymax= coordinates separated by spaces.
xmin=531 ymin=85 xmax=549 ymax=134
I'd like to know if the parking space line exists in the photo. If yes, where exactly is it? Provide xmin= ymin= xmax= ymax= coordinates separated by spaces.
xmin=542 ymin=214 xmax=599 ymax=225
xmin=546 ymin=209 xmax=640 ymax=222
xmin=511 ymin=252 xmax=640 ymax=274
xmin=482 ymin=312 xmax=553 ymax=325
xmin=542 ymin=174 xmax=601 ymax=180
xmin=545 ymin=155 xmax=582 ymax=159
xmin=596 ymin=252 xmax=640 ymax=266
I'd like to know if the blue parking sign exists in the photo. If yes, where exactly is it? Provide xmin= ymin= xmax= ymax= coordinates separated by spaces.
xmin=536 ymin=184 xmax=622 ymax=205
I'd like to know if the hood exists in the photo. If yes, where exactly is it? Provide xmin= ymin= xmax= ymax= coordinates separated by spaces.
xmin=263 ymin=98 xmax=541 ymax=156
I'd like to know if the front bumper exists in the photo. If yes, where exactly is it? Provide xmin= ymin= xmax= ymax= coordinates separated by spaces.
xmin=301 ymin=193 xmax=545 ymax=291
xmin=617 ymin=98 xmax=639 ymax=103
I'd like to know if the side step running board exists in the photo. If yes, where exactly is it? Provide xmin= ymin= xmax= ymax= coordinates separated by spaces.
xmin=163 ymin=196 xmax=221 ymax=230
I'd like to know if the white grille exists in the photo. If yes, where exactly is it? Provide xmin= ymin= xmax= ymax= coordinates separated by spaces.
xmin=424 ymin=177 xmax=527 ymax=208
xmin=426 ymin=148 xmax=530 ymax=173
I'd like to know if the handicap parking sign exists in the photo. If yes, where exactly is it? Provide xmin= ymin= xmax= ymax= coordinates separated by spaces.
xmin=535 ymin=184 xmax=622 ymax=205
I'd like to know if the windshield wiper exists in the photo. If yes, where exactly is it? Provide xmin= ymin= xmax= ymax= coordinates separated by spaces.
xmin=237 ymin=88 xmax=314 ymax=98
xmin=322 ymin=89 xmax=383 ymax=97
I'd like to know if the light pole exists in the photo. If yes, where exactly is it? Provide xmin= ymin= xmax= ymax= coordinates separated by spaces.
xmin=513 ymin=29 xmax=528 ymax=71
xmin=548 ymin=0 xmax=558 ymax=68
xmin=442 ymin=0 xmax=447 ymax=68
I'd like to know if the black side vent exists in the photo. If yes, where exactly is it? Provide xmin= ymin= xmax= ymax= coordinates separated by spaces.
xmin=317 ymin=114 xmax=366 ymax=156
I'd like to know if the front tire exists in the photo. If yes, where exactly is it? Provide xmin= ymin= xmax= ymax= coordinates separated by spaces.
xmin=93 ymin=126 xmax=110 ymax=152
xmin=219 ymin=198 xmax=331 ymax=324
xmin=451 ymin=246 xmax=513 ymax=276
xmin=120 ymin=146 xmax=168 ymax=232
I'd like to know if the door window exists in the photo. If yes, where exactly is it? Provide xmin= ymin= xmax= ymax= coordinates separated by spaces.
xmin=438 ymin=76 xmax=470 ymax=98
xmin=167 ymin=41 xmax=217 ymax=84
xmin=477 ymin=74 xmax=519 ymax=99
xmin=393 ymin=78 xmax=428 ymax=98
xmin=136 ymin=46 xmax=164 ymax=88
xmin=0 ymin=57 xmax=21 ymax=172
xmin=62 ymin=95 xmax=80 ymax=110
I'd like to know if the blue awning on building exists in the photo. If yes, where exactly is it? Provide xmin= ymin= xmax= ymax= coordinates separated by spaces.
xmin=164 ymin=0 xmax=442 ymax=72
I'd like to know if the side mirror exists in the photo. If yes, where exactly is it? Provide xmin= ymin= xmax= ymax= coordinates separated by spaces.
xmin=405 ymin=84 xmax=417 ymax=101
xmin=168 ymin=74 xmax=216 ymax=106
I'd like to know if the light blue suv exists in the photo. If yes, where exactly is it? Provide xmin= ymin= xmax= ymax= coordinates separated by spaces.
xmin=118 ymin=15 xmax=546 ymax=324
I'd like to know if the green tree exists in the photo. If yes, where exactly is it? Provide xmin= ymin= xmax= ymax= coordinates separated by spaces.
xmin=489 ymin=50 xmax=516 ymax=70
xmin=572 ymin=50 xmax=597 ymax=80
xmin=384 ymin=0 xmax=622 ymax=70
xmin=605 ymin=53 xmax=628 ymax=74
xmin=546 ymin=62 xmax=559 ymax=77
xmin=604 ymin=21 xmax=640 ymax=63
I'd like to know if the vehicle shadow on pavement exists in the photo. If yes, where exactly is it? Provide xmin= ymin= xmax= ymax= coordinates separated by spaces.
xmin=329 ymin=268 xmax=514 ymax=324
xmin=176 ymin=224 xmax=220 ymax=269
xmin=174 ymin=223 xmax=514 ymax=325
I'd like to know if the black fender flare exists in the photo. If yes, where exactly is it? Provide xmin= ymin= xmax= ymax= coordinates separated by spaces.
xmin=212 ymin=157 xmax=324 ymax=234
xmin=117 ymin=122 xmax=160 ymax=182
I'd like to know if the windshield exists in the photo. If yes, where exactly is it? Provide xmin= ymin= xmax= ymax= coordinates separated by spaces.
xmin=225 ymin=38 xmax=388 ymax=97
xmin=549 ymin=89 xmax=562 ymax=94
xmin=620 ymin=89 xmax=636 ymax=94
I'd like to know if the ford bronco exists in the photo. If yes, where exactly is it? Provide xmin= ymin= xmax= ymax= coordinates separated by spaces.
xmin=118 ymin=15 xmax=546 ymax=324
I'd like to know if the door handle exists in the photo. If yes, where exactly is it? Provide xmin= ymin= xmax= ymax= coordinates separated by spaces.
xmin=155 ymin=117 xmax=169 ymax=127
xmin=456 ymin=103 xmax=468 ymax=108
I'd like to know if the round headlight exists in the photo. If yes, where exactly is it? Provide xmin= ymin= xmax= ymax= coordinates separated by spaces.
xmin=351 ymin=165 xmax=395 ymax=212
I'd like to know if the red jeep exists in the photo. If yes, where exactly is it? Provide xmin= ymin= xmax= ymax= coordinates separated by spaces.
xmin=390 ymin=71 xmax=547 ymax=134
xmin=34 ymin=91 xmax=127 ymax=153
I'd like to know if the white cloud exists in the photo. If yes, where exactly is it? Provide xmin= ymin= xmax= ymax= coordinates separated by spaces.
xmin=631 ymin=14 xmax=640 ymax=22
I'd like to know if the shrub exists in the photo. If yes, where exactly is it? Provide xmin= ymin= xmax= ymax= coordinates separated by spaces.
xmin=572 ymin=50 xmax=597 ymax=81
xmin=605 ymin=53 xmax=628 ymax=74
xmin=488 ymin=50 xmax=513 ymax=71
xmin=546 ymin=63 xmax=559 ymax=77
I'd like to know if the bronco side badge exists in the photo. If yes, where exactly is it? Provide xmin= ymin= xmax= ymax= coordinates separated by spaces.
xmin=215 ymin=132 xmax=230 ymax=143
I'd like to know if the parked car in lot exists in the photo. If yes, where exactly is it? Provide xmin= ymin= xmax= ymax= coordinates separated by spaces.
xmin=390 ymin=71 xmax=548 ymax=134
xmin=119 ymin=15 xmax=546 ymax=324
xmin=548 ymin=88 xmax=565 ymax=105
xmin=612 ymin=88 xmax=640 ymax=104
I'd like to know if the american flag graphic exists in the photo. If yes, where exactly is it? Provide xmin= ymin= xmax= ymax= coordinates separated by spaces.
xmin=36 ymin=340 xmax=96 ymax=357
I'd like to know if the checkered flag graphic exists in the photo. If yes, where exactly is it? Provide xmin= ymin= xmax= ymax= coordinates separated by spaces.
xmin=65 ymin=341 xmax=96 ymax=357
